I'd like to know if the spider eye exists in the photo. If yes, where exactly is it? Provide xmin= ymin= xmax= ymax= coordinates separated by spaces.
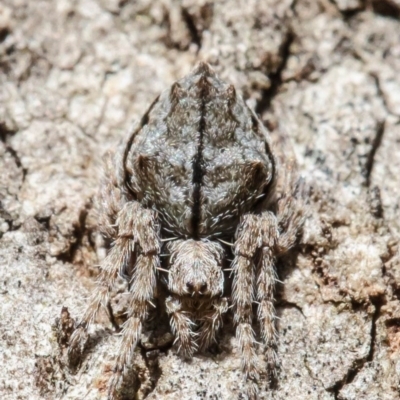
xmin=185 ymin=281 xmax=208 ymax=295
xmin=167 ymin=239 xmax=225 ymax=297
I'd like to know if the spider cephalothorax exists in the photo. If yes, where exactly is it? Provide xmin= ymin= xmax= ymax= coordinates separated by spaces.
xmin=167 ymin=239 xmax=225 ymax=297
xmin=68 ymin=62 xmax=304 ymax=399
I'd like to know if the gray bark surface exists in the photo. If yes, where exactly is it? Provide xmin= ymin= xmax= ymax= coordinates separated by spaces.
xmin=1 ymin=1 xmax=399 ymax=399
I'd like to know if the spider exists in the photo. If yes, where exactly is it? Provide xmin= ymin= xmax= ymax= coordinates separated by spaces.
xmin=68 ymin=62 xmax=304 ymax=399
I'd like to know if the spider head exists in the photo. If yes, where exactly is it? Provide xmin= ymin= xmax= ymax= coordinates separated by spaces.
xmin=167 ymin=239 xmax=225 ymax=297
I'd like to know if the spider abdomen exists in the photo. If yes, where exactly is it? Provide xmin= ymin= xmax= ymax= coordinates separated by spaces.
xmin=125 ymin=63 xmax=275 ymax=238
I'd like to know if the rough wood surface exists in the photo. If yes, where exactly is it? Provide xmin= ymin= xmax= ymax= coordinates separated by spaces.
xmin=1 ymin=1 xmax=399 ymax=399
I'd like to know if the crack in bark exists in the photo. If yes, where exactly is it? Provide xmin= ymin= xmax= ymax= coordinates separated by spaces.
xmin=326 ymin=298 xmax=383 ymax=399
xmin=55 ymin=202 xmax=92 ymax=264
xmin=370 ymin=0 xmax=400 ymax=19
xmin=364 ymin=120 xmax=385 ymax=187
xmin=277 ymin=300 xmax=305 ymax=318
xmin=329 ymin=0 xmax=400 ymax=20
xmin=370 ymin=72 xmax=400 ymax=118
xmin=0 ymin=122 xmax=27 ymax=186
xmin=255 ymin=31 xmax=294 ymax=115
xmin=367 ymin=298 xmax=381 ymax=362
xmin=328 ymin=352 xmax=369 ymax=398
xmin=328 ymin=0 xmax=366 ymax=20
xmin=181 ymin=7 xmax=202 ymax=50
xmin=289 ymin=0 xmax=300 ymax=16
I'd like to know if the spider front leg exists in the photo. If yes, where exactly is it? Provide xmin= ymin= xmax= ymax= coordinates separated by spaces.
xmin=166 ymin=296 xmax=197 ymax=358
xmin=108 ymin=248 xmax=160 ymax=399
xmin=198 ymin=297 xmax=229 ymax=351
xmin=68 ymin=234 xmax=134 ymax=364
xmin=68 ymin=201 xmax=160 ymax=399
xmin=256 ymin=215 xmax=280 ymax=372
xmin=232 ymin=212 xmax=280 ymax=397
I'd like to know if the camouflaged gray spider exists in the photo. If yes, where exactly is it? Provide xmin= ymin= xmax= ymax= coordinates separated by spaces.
xmin=68 ymin=62 xmax=304 ymax=399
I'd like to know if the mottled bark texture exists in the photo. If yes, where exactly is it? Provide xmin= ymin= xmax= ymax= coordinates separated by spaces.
xmin=0 ymin=1 xmax=399 ymax=399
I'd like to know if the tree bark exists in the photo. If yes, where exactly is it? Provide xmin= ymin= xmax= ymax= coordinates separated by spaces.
xmin=1 ymin=1 xmax=399 ymax=399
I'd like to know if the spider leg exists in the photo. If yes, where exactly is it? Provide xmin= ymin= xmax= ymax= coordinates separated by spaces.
xmin=198 ymin=297 xmax=228 ymax=351
xmin=166 ymin=296 xmax=197 ymax=358
xmin=275 ymin=161 xmax=306 ymax=253
xmin=232 ymin=214 xmax=261 ymax=398
xmin=68 ymin=202 xmax=160 ymax=385
xmin=96 ymin=150 xmax=122 ymax=239
xmin=68 ymin=234 xmax=135 ymax=365
xmin=68 ymin=149 xmax=135 ymax=363
xmin=256 ymin=213 xmax=279 ymax=374
xmin=233 ymin=200 xmax=303 ymax=397
xmin=232 ymin=212 xmax=281 ymax=396
xmin=107 ymin=251 xmax=159 ymax=399
xmin=108 ymin=203 xmax=160 ymax=399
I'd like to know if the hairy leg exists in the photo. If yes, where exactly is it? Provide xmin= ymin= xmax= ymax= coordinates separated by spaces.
xmin=232 ymin=212 xmax=280 ymax=396
xmin=68 ymin=236 xmax=134 ymax=363
xmin=96 ymin=150 xmax=123 ymax=240
xmin=256 ymin=213 xmax=279 ymax=374
xmin=166 ymin=296 xmax=197 ymax=358
xmin=232 ymin=215 xmax=262 ymax=398
xmin=68 ymin=202 xmax=160 ymax=370
xmin=197 ymin=297 xmax=229 ymax=351
xmin=275 ymin=161 xmax=305 ymax=253
xmin=107 ymin=251 xmax=159 ymax=399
